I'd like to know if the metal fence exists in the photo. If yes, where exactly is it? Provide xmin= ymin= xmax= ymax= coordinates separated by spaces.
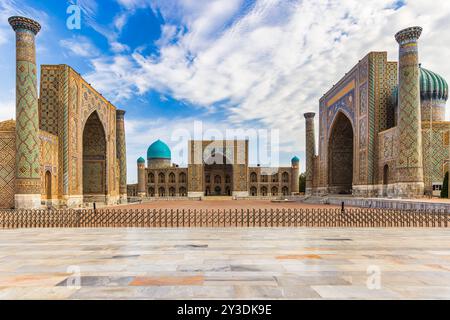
xmin=0 ymin=208 xmax=449 ymax=229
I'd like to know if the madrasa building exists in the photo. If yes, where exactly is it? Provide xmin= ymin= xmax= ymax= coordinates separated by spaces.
xmin=304 ymin=26 xmax=449 ymax=198
xmin=0 ymin=17 xmax=127 ymax=209
xmin=127 ymin=140 xmax=300 ymax=198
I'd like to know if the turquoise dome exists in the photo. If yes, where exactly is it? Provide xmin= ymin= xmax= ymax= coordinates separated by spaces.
xmin=420 ymin=67 xmax=448 ymax=101
xmin=291 ymin=156 xmax=300 ymax=163
xmin=137 ymin=157 xmax=145 ymax=163
xmin=147 ymin=140 xmax=171 ymax=159
xmin=391 ymin=66 xmax=448 ymax=105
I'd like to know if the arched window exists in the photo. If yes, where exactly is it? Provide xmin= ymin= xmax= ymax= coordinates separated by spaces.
xmin=282 ymin=186 xmax=289 ymax=196
xmin=169 ymin=172 xmax=176 ymax=183
xmin=225 ymin=175 xmax=231 ymax=184
xmin=250 ymin=187 xmax=257 ymax=196
xmin=261 ymin=186 xmax=268 ymax=196
xmin=179 ymin=187 xmax=187 ymax=197
xmin=214 ymin=175 xmax=221 ymax=184
xmin=205 ymin=175 xmax=211 ymax=183
xmin=282 ymin=172 xmax=289 ymax=183
xmin=148 ymin=173 xmax=155 ymax=183
xmin=250 ymin=172 xmax=257 ymax=183
xmin=261 ymin=175 xmax=268 ymax=183
xmin=271 ymin=186 xmax=278 ymax=196
xmin=158 ymin=187 xmax=165 ymax=197
xmin=158 ymin=172 xmax=165 ymax=183
xmin=272 ymin=173 xmax=279 ymax=183
xmin=148 ymin=187 xmax=155 ymax=197
xmin=179 ymin=172 xmax=187 ymax=183
xmin=205 ymin=187 xmax=211 ymax=196
xmin=169 ymin=187 xmax=176 ymax=197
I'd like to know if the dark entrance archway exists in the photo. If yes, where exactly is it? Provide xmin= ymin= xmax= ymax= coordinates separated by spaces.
xmin=82 ymin=111 xmax=107 ymax=203
xmin=45 ymin=171 xmax=52 ymax=201
xmin=383 ymin=164 xmax=390 ymax=197
xmin=328 ymin=112 xmax=354 ymax=194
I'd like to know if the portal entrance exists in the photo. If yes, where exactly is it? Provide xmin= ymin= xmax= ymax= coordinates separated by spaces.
xmin=204 ymin=152 xmax=233 ymax=196
xmin=82 ymin=112 xmax=107 ymax=203
xmin=328 ymin=112 xmax=354 ymax=194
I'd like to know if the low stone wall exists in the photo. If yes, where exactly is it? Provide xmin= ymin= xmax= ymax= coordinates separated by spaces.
xmin=323 ymin=197 xmax=450 ymax=211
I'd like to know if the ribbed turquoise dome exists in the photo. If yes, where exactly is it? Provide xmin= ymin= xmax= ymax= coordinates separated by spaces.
xmin=420 ymin=67 xmax=448 ymax=101
xmin=147 ymin=140 xmax=171 ymax=159
xmin=291 ymin=156 xmax=300 ymax=163
xmin=391 ymin=67 xmax=448 ymax=105
xmin=137 ymin=157 xmax=145 ymax=163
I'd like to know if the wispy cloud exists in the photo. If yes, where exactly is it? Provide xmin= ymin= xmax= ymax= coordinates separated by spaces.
xmin=59 ymin=35 xmax=100 ymax=58
xmin=85 ymin=0 xmax=450 ymax=161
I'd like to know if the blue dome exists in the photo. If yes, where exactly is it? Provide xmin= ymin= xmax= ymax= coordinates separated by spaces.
xmin=147 ymin=140 xmax=171 ymax=159
xmin=137 ymin=157 xmax=145 ymax=163
xmin=291 ymin=156 xmax=300 ymax=163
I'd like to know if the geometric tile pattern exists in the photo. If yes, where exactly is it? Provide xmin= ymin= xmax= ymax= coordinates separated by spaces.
xmin=116 ymin=110 xmax=127 ymax=195
xmin=304 ymin=113 xmax=315 ymax=191
xmin=14 ymin=28 xmax=41 ymax=194
xmin=396 ymin=28 xmax=424 ymax=183
xmin=0 ymin=131 xmax=15 ymax=208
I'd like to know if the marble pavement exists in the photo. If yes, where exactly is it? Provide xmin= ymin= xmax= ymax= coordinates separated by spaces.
xmin=0 ymin=228 xmax=449 ymax=299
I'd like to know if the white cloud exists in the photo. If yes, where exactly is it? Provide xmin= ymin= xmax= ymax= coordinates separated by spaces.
xmin=60 ymin=35 xmax=99 ymax=58
xmin=0 ymin=99 xmax=15 ymax=121
xmin=87 ymin=0 xmax=450 ymax=160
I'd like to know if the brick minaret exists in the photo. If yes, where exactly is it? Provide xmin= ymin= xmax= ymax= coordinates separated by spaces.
xmin=116 ymin=110 xmax=127 ymax=203
xmin=304 ymin=113 xmax=316 ymax=195
xmin=137 ymin=158 xmax=146 ymax=197
xmin=9 ymin=16 xmax=42 ymax=209
xmin=395 ymin=27 xmax=424 ymax=197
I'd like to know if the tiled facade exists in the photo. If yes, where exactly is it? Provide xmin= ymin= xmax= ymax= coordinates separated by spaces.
xmin=0 ymin=16 xmax=127 ymax=209
xmin=306 ymin=27 xmax=450 ymax=198
xmin=129 ymin=140 xmax=300 ymax=198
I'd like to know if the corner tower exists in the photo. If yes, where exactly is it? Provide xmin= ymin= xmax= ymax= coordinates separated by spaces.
xmin=395 ymin=26 xmax=424 ymax=197
xmin=116 ymin=110 xmax=127 ymax=203
xmin=9 ymin=16 xmax=42 ymax=209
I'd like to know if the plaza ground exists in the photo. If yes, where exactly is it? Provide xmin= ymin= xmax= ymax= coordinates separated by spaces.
xmin=113 ymin=199 xmax=343 ymax=210
xmin=0 ymin=227 xmax=450 ymax=299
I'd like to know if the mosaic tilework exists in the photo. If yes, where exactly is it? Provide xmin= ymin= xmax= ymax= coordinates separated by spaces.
xmin=14 ymin=28 xmax=40 ymax=195
xmin=0 ymin=128 xmax=15 ymax=209
xmin=396 ymin=33 xmax=424 ymax=183
xmin=39 ymin=66 xmax=59 ymax=135
xmin=304 ymin=113 xmax=316 ymax=191
xmin=116 ymin=110 xmax=127 ymax=195
xmin=422 ymin=123 xmax=450 ymax=190
xmin=39 ymin=131 xmax=58 ymax=199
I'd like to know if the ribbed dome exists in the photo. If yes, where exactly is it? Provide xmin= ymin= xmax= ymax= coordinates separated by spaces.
xmin=420 ymin=67 xmax=448 ymax=101
xmin=391 ymin=66 xmax=449 ymax=105
xmin=291 ymin=156 xmax=300 ymax=163
xmin=137 ymin=157 xmax=145 ymax=163
xmin=147 ymin=140 xmax=171 ymax=159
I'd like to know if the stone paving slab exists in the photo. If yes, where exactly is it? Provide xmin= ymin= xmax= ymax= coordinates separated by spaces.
xmin=0 ymin=228 xmax=449 ymax=299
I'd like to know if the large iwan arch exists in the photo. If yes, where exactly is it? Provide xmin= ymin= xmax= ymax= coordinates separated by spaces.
xmin=82 ymin=111 xmax=107 ymax=203
xmin=328 ymin=112 xmax=354 ymax=194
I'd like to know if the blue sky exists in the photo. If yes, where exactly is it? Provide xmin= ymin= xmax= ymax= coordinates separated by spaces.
xmin=1 ymin=0 xmax=450 ymax=183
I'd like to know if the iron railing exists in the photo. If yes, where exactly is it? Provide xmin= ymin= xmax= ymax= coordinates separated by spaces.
xmin=0 ymin=208 xmax=449 ymax=229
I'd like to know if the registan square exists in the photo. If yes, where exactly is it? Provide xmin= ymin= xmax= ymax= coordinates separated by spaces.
xmin=0 ymin=0 xmax=450 ymax=303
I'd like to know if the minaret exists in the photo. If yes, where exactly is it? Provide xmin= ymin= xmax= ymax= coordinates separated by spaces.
xmin=116 ymin=110 xmax=127 ymax=203
xmin=304 ymin=113 xmax=316 ymax=195
xmin=9 ymin=16 xmax=42 ymax=209
xmin=291 ymin=156 xmax=300 ymax=195
xmin=137 ymin=157 xmax=146 ymax=197
xmin=395 ymin=27 xmax=424 ymax=197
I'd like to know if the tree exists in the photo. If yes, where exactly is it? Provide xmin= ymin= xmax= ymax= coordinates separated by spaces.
xmin=299 ymin=172 xmax=306 ymax=193
xmin=441 ymin=172 xmax=449 ymax=199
